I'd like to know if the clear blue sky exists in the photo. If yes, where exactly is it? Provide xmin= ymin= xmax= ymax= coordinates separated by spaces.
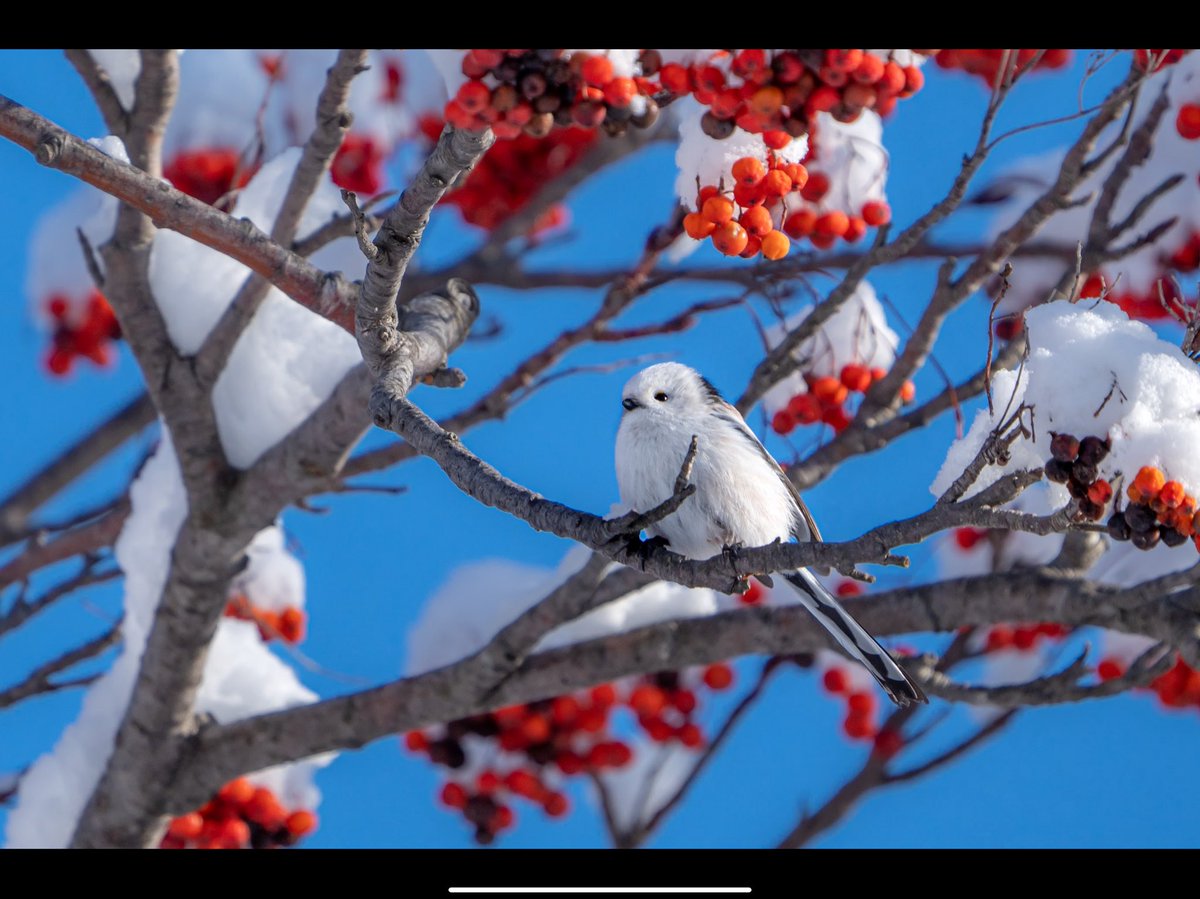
xmin=1 ymin=50 xmax=1197 ymax=849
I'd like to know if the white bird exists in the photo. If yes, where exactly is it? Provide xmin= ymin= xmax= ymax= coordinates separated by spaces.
xmin=614 ymin=361 xmax=926 ymax=707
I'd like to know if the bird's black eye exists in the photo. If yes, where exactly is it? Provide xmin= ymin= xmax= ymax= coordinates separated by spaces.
xmin=654 ymin=392 xmax=668 ymax=402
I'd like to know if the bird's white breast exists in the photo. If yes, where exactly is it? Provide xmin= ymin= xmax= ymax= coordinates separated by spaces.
xmin=615 ymin=409 xmax=798 ymax=560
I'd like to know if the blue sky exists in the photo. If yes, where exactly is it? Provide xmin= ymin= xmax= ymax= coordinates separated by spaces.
xmin=1 ymin=50 xmax=1197 ymax=849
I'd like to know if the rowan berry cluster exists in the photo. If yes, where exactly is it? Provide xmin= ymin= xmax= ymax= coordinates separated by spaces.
xmin=161 ymin=777 xmax=317 ymax=849
xmin=664 ymin=49 xmax=928 ymax=145
xmin=771 ymin=365 xmax=914 ymax=436
xmin=405 ymin=666 xmax=736 ymax=843
xmin=43 ymin=291 xmax=121 ymax=377
xmin=1098 ymin=652 xmax=1200 ymax=711
xmin=164 ymin=148 xmax=257 ymax=208
xmin=420 ymin=115 xmax=596 ymax=232
xmin=1042 ymin=432 xmax=1113 ymax=522
xmin=1109 ymin=465 xmax=1200 ymax=552
xmin=819 ymin=662 xmax=903 ymax=756
xmin=223 ymin=593 xmax=307 ymax=644
xmin=980 ymin=621 xmax=1069 ymax=653
xmin=444 ymin=50 xmax=661 ymax=139
xmin=932 ymin=49 xmax=1070 ymax=86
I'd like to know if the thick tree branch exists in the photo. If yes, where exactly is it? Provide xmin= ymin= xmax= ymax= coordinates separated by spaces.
xmin=0 ymin=94 xmax=357 ymax=331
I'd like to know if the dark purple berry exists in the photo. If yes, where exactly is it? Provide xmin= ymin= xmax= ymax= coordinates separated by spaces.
xmin=1107 ymin=512 xmax=1132 ymax=541
xmin=1044 ymin=458 xmax=1073 ymax=483
xmin=1073 ymin=462 xmax=1098 ymax=486
xmin=1077 ymin=435 xmax=1111 ymax=466
xmin=1161 ymin=526 xmax=1188 ymax=547
xmin=1050 ymin=432 xmax=1081 ymax=462
xmin=1132 ymin=527 xmax=1161 ymax=550
xmin=1124 ymin=503 xmax=1158 ymax=533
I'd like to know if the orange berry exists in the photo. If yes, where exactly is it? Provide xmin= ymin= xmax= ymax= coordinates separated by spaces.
xmin=703 ymin=663 xmax=735 ymax=690
xmin=629 ymin=684 xmax=667 ymax=716
xmin=603 ymin=77 xmax=637 ymax=108
xmin=749 ymin=85 xmax=784 ymax=118
xmin=825 ymin=49 xmax=864 ymax=73
xmin=761 ymin=230 xmax=791 ymax=260
xmin=739 ymin=234 xmax=763 ymax=258
xmin=279 ymin=607 xmax=306 ymax=643
xmin=684 ymin=212 xmax=716 ymax=240
xmin=761 ymin=169 xmax=792 ymax=197
xmin=811 ymin=376 xmax=846 ymax=404
xmin=783 ymin=209 xmax=817 ymax=238
xmin=1133 ymin=466 xmax=1166 ymax=499
xmin=814 ymin=210 xmax=850 ymax=238
xmin=731 ymin=156 xmax=766 ymax=186
xmin=701 ymin=195 xmax=735 ymax=225
xmin=801 ymin=171 xmax=830 ymax=202
xmin=286 ymin=810 xmax=318 ymax=837
xmin=733 ymin=181 xmax=765 ymax=208
xmin=403 ymin=730 xmax=429 ymax=752
xmin=762 ymin=130 xmax=792 ymax=150
xmin=740 ymin=205 xmax=774 ymax=238
xmin=712 ymin=222 xmax=749 ymax=256
xmin=900 ymin=380 xmax=916 ymax=403
xmin=861 ymin=200 xmax=891 ymax=226
xmin=854 ymin=54 xmax=885 ymax=84
xmin=218 ymin=777 xmax=255 ymax=806
xmin=697 ymin=184 xmax=720 ymax=206
xmin=809 ymin=232 xmax=836 ymax=250
xmin=168 ymin=812 xmax=205 ymax=841
xmin=843 ymin=216 xmax=867 ymax=243
xmin=581 ymin=55 xmax=614 ymax=86
xmin=1161 ymin=480 xmax=1186 ymax=508
xmin=870 ymin=366 xmax=887 ymax=382
xmin=840 ymin=364 xmax=872 ymax=392
xmin=782 ymin=163 xmax=808 ymax=191
xmin=787 ymin=393 xmax=821 ymax=424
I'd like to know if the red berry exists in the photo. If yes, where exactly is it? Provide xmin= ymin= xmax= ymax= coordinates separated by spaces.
xmin=629 ymin=684 xmax=667 ymax=716
xmin=739 ymin=580 xmax=765 ymax=605
xmin=167 ymin=812 xmax=204 ymax=841
xmin=440 ymin=782 xmax=468 ymax=809
xmin=543 ymin=792 xmax=570 ymax=817
xmin=581 ymin=55 xmax=614 ymax=87
xmin=822 ymin=667 xmax=848 ymax=694
xmin=712 ymin=222 xmax=749 ymax=256
xmin=703 ymin=663 xmax=734 ymax=690
xmin=861 ymin=200 xmax=891 ymax=226
xmin=772 ymin=409 xmax=796 ymax=435
xmin=404 ymin=730 xmax=429 ymax=752
xmin=286 ymin=810 xmax=318 ymax=837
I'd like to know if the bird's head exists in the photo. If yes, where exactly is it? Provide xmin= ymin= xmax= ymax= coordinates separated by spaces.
xmin=619 ymin=362 xmax=723 ymax=423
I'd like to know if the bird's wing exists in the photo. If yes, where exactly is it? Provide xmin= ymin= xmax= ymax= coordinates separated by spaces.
xmin=709 ymin=398 xmax=831 ymax=573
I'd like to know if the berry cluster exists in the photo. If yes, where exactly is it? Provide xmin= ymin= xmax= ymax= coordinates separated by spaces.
xmin=771 ymin=365 xmax=914 ymax=436
xmin=164 ymin=148 xmax=257 ymax=208
xmin=160 ymin=777 xmax=317 ymax=849
xmin=932 ymin=49 xmax=1070 ymax=86
xmin=1098 ymin=652 xmax=1200 ymax=711
xmin=330 ymin=133 xmax=387 ymax=195
xmin=1078 ymin=273 xmax=1194 ymax=324
xmin=663 ymin=50 xmax=928 ymax=146
xmin=445 ymin=50 xmax=661 ymax=139
xmin=406 ymin=667 xmax=735 ymax=843
xmin=223 ymin=593 xmax=307 ymax=644
xmin=683 ymin=155 xmax=809 ymax=259
xmin=420 ymin=115 xmax=596 ymax=233
xmin=1042 ymin=432 xmax=1113 ymax=522
xmin=819 ymin=662 xmax=904 ymax=757
xmin=1108 ymin=465 xmax=1200 ymax=552
xmin=981 ymin=621 xmax=1069 ymax=653
xmin=1134 ymin=49 xmax=1189 ymax=73
xmin=43 ymin=291 xmax=121 ymax=377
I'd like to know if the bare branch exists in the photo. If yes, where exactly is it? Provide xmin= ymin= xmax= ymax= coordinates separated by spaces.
xmin=0 ymin=622 xmax=121 ymax=711
xmin=0 ymin=394 xmax=153 ymax=548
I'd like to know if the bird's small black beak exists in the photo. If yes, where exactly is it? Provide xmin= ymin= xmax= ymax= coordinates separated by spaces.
xmin=622 ymin=397 xmax=639 ymax=411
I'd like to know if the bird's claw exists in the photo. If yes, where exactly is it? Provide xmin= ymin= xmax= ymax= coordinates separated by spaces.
xmin=723 ymin=543 xmax=774 ymax=591
xmin=612 ymin=532 xmax=671 ymax=569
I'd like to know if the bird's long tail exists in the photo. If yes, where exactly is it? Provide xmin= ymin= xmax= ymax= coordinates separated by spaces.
xmin=783 ymin=569 xmax=927 ymax=707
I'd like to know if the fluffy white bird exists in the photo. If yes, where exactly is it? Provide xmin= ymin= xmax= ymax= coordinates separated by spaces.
xmin=615 ymin=361 xmax=926 ymax=707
